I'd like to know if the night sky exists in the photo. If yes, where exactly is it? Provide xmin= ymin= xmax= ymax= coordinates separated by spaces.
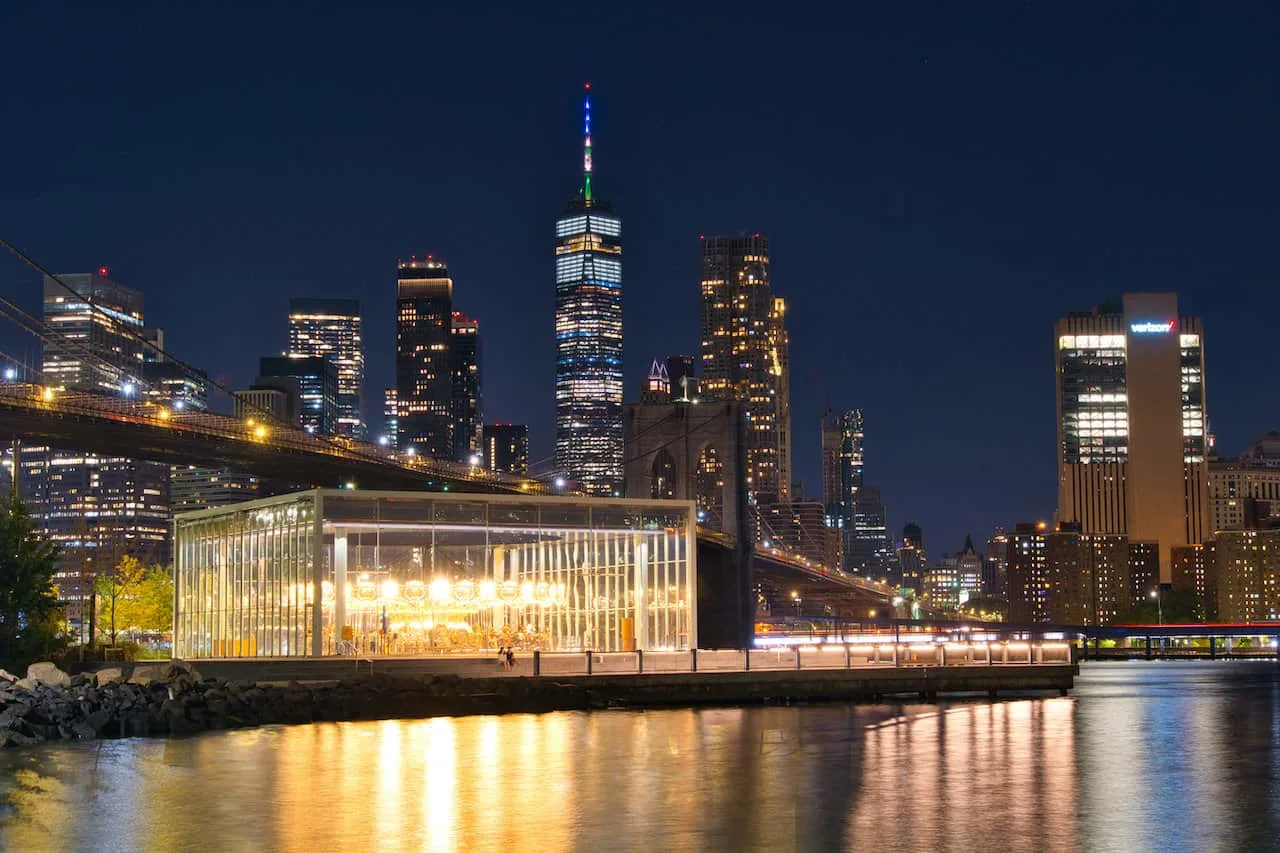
xmin=2 ymin=3 xmax=1277 ymax=556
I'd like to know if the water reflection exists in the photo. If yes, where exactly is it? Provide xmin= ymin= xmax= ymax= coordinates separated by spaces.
xmin=0 ymin=663 xmax=1276 ymax=852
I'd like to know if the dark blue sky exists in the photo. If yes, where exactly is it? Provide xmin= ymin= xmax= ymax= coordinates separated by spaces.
xmin=2 ymin=2 xmax=1277 ymax=555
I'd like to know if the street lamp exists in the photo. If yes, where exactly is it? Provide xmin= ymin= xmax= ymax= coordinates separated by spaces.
xmin=1149 ymin=588 xmax=1163 ymax=625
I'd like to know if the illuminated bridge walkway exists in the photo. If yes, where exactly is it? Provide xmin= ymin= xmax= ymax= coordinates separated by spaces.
xmin=0 ymin=383 xmax=548 ymax=493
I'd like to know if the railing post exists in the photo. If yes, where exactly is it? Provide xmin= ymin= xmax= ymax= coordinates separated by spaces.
xmin=939 ymin=644 xmax=946 ymax=667
xmin=586 ymin=650 xmax=593 ymax=676
xmin=986 ymin=642 xmax=992 ymax=666
xmin=893 ymin=643 xmax=900 ymax=668
xmin=1145 ymin=636 xmax=1152 ymax=660
xmin=1208 ymin=636 xmax=1216 ymax=660
xmin=1028 ymin=643 xmax=1034 ymax=665
xmin=637 ymin=649 xmax=644 ymax=674
xmin=845 ymin=644 xmax=852 ymax=669
xmin=795 ymin=646 xmax=802 ymax=670
xmin=691 ymin=648 xmax=697 ymax=673
xmin=744 ymin=647 xmax=750 ymax=672
xmin=533 ymin=649 xmax=541 ymax=676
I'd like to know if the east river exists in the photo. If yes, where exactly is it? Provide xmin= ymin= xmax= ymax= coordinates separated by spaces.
xmin=0 ymin=661 xmax=1277 ymax=852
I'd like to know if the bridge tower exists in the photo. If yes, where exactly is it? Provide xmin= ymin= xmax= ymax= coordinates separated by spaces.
xmin=624 ymin=397 xmax=752 ymax=647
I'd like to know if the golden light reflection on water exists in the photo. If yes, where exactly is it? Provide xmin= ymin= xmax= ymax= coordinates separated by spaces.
xmin=2 ymin=664 xmax=1277 ymax=853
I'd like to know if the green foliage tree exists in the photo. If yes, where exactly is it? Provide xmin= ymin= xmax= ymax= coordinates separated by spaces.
xmin=96 ymin=557 xmax=173 ymax=643
xmin=1122 ymin=585 xmax=1204 ymax=624
xmin=95 ymin=554 xmax=146 ymax=645
xmin=0 ymin=493 xmax=64 ymax=667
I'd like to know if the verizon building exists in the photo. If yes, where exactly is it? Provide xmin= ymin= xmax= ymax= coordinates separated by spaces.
xmin=1055 ymin=292 xmax=1208 ymax=582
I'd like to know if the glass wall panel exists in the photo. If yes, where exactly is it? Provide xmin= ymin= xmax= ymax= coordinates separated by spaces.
xmin=174 ymin=491 xmax=694 ymax=658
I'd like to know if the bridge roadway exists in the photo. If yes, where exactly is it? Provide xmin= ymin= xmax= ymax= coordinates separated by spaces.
xmin=0 ymin=383 xmax=545 ymax=493
xmin=0 ymin=384 xmax=891 ymax=607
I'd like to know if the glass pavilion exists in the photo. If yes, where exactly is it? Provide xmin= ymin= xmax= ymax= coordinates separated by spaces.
xmin=173 ymin=489 xmax=697 ymax=658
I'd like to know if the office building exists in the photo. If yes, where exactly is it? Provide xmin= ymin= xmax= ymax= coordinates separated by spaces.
xmin=25 ymin=270 xmax=168 ymax=628
xmin=1056 ymin=293 xmax=1208 ymax=581
xmin=396 ymin=258 xmax=454 ymax=456
xmin=1171 ymin=543 xmax=1215 ymax=620
xmin=896 ymin=522 xmax=926 ymax=590
xmin=450 ymin=311 xmax=482 ymax=463
xmin=921 ymin=538 xmax=983 ymax=612
xmin=257 ymin=355 xmax=338 ymax=435
xmin=984 ymin=526 xmax=1009 ymax=597
xmin=140 ymin=360 xmax=208 ymax=412
xmin=554 ymin=86 xmax=624 ymax=496
xmin=699 ymin=233 xmax=791 ymax=503
xmin=1207 ymin=432 xmax=1280 ymax=533
xmin=41 ymin=269 xmax=145 ymax=393
xmin=1212 ymin=529 xmax=1280 ymax=622
xmin=170 ymin=467 xmax=259 ymax=512
xmin=287 ymin=298 xmax=364 ymax=438
xmin=174 ymin=490 xmax=696 ymax=657
xmin=383 ymin=388 xmax=398 ymax=447
xmin=1008 ymin=523 xmax=1133 ymax=625
xmin=821 ymin=407 xmax=865 ymax=571
xmin=847 ymin=486 xmax=894 ymax=579
xmin=484 ymin=424 xmax=529 ymax=476
xmin=760 ymin=498 xmax=841 ymax=570
xmin=234 ymin=385 xmax=297 ymax=425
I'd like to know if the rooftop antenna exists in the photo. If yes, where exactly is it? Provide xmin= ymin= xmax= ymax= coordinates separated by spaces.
xmin=582 ymin=82 xmax=593 ymax=205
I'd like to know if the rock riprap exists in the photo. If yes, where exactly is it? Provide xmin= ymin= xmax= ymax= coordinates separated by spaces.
xmin=0 ymin=662 xmax=595 ymax=747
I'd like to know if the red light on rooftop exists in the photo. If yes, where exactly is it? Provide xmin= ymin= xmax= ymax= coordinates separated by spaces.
xmin=584 ymin=82 xmax=591 ymax=90
xmin=97 ymin=266 xmax=109 ymax=277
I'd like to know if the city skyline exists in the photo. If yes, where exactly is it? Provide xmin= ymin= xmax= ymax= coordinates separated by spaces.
xmin=1 ymin=4 xmax=1277 ymax=553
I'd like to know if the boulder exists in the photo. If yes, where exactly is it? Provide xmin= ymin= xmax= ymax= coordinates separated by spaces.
xmin=0 ymin=669 xmax=18 ymax=684
xmin=14 ymin=678 xmax=37 ymax=693
xmin=95 ymin=667 xmax=124 ymax=686
xmin=26 ymin=662 xmax=70 ymax=689
xmin=128 ymin=664 xmax=166 ymax=685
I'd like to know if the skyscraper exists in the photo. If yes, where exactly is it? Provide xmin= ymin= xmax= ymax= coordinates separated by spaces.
xmin=485 ymin=424 xmax=529 ymax=476
xmin=396 ymin=258 xmax=454 ymax=456
xmin=1055 ymin=292 xmax=1209 ymax=581
xmin=554 ymin=84 xmax=623 ymax=495
xmin=450 ymin=311 xmax=482 ymax=463
xmin=848 ymin=486 xmax=894 ymax=578
xmin=897 ymin=522 xmax=927 ymax=590
xmin=257 ymin=355 xmax=338 ymax=435
xmin=26 ymin=270 xmax=170 ymax=630
xmin=42 ymin=269 xmax=145 ymax=392
xmin=699 ymin=234 xmax=791 ymax=502
xmin=821 ymin=407 xmax=865 ymax=569
xmin=287 ymin=298 xmax=364 ymax=438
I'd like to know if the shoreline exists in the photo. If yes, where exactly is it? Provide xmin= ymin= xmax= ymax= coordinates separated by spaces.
xmin=0 ymin=660 xmax=1075 ymax=747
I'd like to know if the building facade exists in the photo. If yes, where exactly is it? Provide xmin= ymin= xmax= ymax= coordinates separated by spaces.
xmin=1207 ymin=433 xmax=1280 ymax=533
xmin=484 ymin=424 xmax=530 ymax=476
xmin=1213 ymin=529 xmax=1280 ymax=622
xmin=821 ymin=407 xmax=865 ymax=572
xmin=1056 ymin=292 xmax=1209 ymax=581
xmin=257 ymin=355 xmax=338 ymax=436
xmin=170 ymin=467 xmax=260 ymax=512
xmin=287 ymin=298 xmax=364 ymax=439
xmin=450 ymin=311 xmax=482 ymax=463
xmin=1007 ymin=523 xmax=1133 ymax=625
xmin=395 ymin=259 xmax=454 ymax=456
xmin=26 ymin=270 xmax=169 ymax=628
xmin=760 ymin=499 xmax=841 ymax=571
xmin=699 ymin=234 xmax=791 ymax=503
xmin=41 ymin=269 xmax=145 ymax=393
xmin=174 ymin=490 xmax=696 ymax=657
xmin=554 ymin=88 xmax=624 ymax=496
xmin=897 ymin=522 xmax=926 ymax=591
xmin=847 ymin=486 xmax=895 ymax=580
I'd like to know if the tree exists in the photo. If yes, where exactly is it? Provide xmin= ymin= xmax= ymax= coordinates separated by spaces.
xmin=0 ymin=493 xmax=64 ymax=667
xmin=126 ymin=565 xmax=173 ymax=638
xmin=96 ymin=558 xmax=173 ymax=643
xmin=95 ymin=554 xmax=146 ymax=646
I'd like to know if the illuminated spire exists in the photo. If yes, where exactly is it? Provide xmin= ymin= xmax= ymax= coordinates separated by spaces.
xmin=582 ymin=82 xmax=593 ymax=204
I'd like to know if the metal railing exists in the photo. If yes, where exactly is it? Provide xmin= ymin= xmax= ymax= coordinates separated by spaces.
xmin=519 ymin=641 xmax=1073 ymax=676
